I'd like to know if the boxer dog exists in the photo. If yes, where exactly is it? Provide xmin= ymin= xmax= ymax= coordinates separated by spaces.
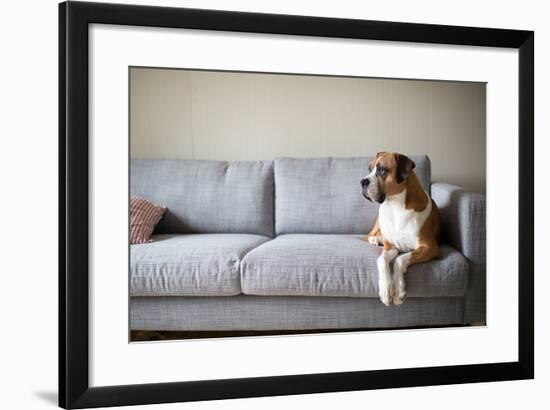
xmin=361 ymin=152 xmax=441 ymax=306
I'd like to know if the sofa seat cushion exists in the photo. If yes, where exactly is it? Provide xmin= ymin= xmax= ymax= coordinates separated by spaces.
xmin=241 ymin=234 xmax=468 ymax=298
xmin=131 ymin=234 xmax=271 ymax=296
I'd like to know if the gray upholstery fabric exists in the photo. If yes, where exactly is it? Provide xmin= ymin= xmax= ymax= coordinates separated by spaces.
xmin=274 ymin=156 xmax=431 ymax=235
xmin=130 ymin=295 xmax=464 ymax=331
xmin=241 ymin=234 xmax=468 ymax=298
xmin=432 ymin=183 xmax=486 ymax=324
xmin=131 ymin=234 xmax=271 ymax=296
xmin=131 ymin=159 xmax=275 ymax=236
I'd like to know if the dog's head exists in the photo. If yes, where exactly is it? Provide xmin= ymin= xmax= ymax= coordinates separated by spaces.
xmin=360 ymin=152 xmax=416 ymax=203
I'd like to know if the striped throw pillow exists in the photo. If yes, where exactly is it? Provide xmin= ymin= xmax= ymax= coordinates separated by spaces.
xmin=130 ymin=195 xmax=167 ymax=244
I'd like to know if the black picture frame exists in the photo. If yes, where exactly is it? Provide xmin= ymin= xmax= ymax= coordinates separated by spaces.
xmin=59 ymin=1 xmax=534 ymax=408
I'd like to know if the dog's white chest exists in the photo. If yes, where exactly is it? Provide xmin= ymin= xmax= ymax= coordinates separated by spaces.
xmin=379 ymin=190 xmax=431 ymax=252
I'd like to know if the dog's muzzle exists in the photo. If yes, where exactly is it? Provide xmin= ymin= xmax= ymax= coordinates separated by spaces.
xmin=361 ymin=177 xmax=385 ymax=203
xmin=360 ymin=178 xmax=372 ymax=201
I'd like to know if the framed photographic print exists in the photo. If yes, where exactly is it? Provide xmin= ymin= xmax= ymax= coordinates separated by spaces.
xmin=59 ymin=1 xmax=534 ymax=408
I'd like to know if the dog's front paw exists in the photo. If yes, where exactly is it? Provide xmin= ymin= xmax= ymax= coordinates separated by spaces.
xmin=392 ymin=272 xmax=407 ymax=305
xmin=392 ymin=287 xmax=406 ymax=305
xmin=366 ymin=235 xmax=382 ymax=246
xmin=379 ymin=283 xmax=394 ymax=306
xmin=392 ymin=257 xmax=409 ymax=305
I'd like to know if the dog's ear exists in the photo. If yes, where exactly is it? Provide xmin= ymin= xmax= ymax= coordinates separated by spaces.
xmin=376 ymin=151 xmax=387 ymax=158
xmin=395 ymin=154 xmax=416 ymax=184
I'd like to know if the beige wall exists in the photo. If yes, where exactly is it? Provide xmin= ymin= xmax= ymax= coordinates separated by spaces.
xmin=130 ymin=68 xmax=486 ymax=193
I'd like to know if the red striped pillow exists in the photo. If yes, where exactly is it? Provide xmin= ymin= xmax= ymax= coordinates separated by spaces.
xmin=130 ymin=195 xmax=167 ymax=244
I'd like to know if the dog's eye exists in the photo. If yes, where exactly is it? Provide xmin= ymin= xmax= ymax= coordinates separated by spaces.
xmin=376 ymin=167 xmax=386 ymax=177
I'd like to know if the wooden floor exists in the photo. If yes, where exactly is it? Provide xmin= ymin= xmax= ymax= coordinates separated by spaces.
xmin=131 ymin=323 xmax=467 ymax=342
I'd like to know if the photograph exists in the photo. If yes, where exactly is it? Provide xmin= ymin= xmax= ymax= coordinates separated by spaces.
xmin=0 ymin=0 xmax=544 ymax=407
xmin=55 ymin=2 xmax=535 ymax=407
xmin=128 ymin=67 xmax=487 ymax=342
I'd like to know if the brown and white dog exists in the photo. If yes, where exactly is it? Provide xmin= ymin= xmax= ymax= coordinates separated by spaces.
xmin=361 ymin=152 xmax=441 ymax=306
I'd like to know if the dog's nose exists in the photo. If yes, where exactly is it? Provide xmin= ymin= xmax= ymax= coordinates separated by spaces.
xmin=361 ymin=178 xmax=370 ymax=188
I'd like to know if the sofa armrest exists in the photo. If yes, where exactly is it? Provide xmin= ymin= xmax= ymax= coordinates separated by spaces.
xmin=431 ymin=182 xmax=486 ymax=324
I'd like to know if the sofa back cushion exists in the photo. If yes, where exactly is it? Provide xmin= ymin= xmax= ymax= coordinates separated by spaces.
xmin=131 ymin=159 xmax=275 ymax=236
xmin=274 ymin=156 xmax=431 ymax=235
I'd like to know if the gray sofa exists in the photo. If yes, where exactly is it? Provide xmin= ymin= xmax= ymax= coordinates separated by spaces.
xmin=130 ymin=156 xmax=486 ymax=332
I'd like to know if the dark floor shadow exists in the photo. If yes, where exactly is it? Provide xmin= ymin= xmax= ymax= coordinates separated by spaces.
xmin=34 ymin=391 xmax=58 ymax=406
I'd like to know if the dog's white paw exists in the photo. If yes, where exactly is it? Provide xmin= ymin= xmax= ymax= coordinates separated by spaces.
xmin=367 ymin=235 xmax=381 ymax=246
xmin=392 ymin=287 xmax=406 ymax=305
xmin=393 ymin=275 xmax=406 ymax=305
xmin=379 ymin=283 xmax=394 ymax=306
xmin=392 ymin=255 xmax=409 ymax=305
